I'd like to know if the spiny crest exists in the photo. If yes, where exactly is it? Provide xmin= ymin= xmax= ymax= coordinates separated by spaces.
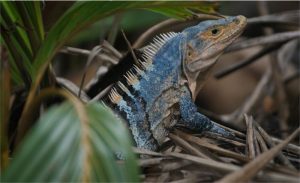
xmin=108 ymin=88 xmax=122 ymax=104
xmin=138 ymin=58 xmax=152 ymax=70
xmin=124 ymin=70 xmax=139 ymax=85
xmin=117 ymin=81 xmax=130 ymax=94
xmin=133 ymin=65 xmax=144 ymax=75
xmin=130 ymin=32 xmax=178 ymax=71
xmin=140 ymin=32 xmax=178 ymax=66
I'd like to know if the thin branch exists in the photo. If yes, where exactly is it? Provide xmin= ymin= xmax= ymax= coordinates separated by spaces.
xmin=244 ymin=115 xmax=255 ymax=160
xmin=216 ymin=43 xmax=283 ymax=79
xmin=60 ymin=46 xmax=119 ymax=65
xmin=133 ymin=147 xmax=164 ymax=157
xmin=56 ymin=77 xmax=90 ymax=103
xmin=247 ymin=10 xmax=300 ymax=24
xmin=78 ymin=45 xmax=102 ymax=98
xmin=272 ymin=137 xmax=300 ymax=155
xmin=138 ymin=157 xmax=164 ymax=167
xmin=175 ymin=130 xmax=248 ymax=162
xmin=89 ymin=85 xmax=112 ymax=102
xmin=168 ymin=152 xmax=239 ymax=173
xmin=167 ymin=152 xmax=298 ymax=182
xmin=159 ymin=160 xmax=192 ymax=172
xmin=121 ymin=29 xmax=139 ymax=65
xmin=226 ymin=31 xmax=300 ymax=52
xmin=107 ymin=13 xmax=122 ymax=45
xmin=253 ymin=133 xmax=261 ymax=156
xmin=201 ymin=132 xmax=245 ymax=147
xmin=216 ymin=128 xmax=299 ymax=183
xmin=255 ymin=122 xmax=296 ymax=170
xmin=169 ymin=133 xmax=212 ymax=159
xmin=254 ymin=129 xmax=268 ymax=153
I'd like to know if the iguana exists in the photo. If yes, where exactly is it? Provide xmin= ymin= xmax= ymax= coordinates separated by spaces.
xmin=102 ymin=15 xmax=247 ymax=151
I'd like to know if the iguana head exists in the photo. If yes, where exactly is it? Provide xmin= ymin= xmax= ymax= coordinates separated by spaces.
xmin=181 ymin=15 xmax=247 ymax=98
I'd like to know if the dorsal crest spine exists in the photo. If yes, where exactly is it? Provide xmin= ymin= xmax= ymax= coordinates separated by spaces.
xmin=117 ymin=81 xmax=130 ymax=94
xmin=108 ymin=88 xmax=122 ymax=104
xmin=142 ymin=32 xmax=178 ymax=63
xmin=124 ymin=70 xmax=139 ymax=85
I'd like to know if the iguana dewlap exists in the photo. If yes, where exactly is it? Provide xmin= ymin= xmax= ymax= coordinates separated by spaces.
xmin=103 ymin=15 xmax=247 ymax=151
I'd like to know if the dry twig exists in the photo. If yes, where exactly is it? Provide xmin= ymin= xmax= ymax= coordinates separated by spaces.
xmin=175 ymin=130 xmax=248 ymax=162
xmin=216 ymin=128 xmax=299 ymax=183
xmin=255 ymin=122 xmax=296 ymax=170
xmin=245 ymin=114 xmax=256 ymax=160
xmin=169 ymin=133 xmax=212 ymax=159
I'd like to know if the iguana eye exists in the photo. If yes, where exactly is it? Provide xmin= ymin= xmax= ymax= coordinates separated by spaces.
xmin=211 ymin=28 xmax=220 ymax=35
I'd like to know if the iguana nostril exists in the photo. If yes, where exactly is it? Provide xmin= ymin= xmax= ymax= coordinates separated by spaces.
xmin=234 ymin=19 xmax=240 ymax=25
xmin=236 ymin=15 xmax=247 ymax=25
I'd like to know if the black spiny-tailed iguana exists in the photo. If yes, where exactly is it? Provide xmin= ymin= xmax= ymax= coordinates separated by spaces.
xmin=102 ymin=15 xmax=247 ymax=151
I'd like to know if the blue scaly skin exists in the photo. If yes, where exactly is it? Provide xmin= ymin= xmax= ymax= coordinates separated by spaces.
xmin=103 ymin=16 xmax=247 ymax=151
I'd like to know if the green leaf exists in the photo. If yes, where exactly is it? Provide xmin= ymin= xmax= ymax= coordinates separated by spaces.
xmin=25 ymin=1 xmax=44 ymax=41
xmin=14 ymin=1 xmax=44 ymax=52
xmin=2 ymin=102 xmax=139 ymax=182
xmin=0 ymin=1 xmax=33 ymax=56
xmin=1 ymin=1 xmax=34 ymax=86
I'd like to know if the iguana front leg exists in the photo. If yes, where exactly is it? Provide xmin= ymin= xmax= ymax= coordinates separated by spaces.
xmin=178 ymin=86 xmax=232 ymax=137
